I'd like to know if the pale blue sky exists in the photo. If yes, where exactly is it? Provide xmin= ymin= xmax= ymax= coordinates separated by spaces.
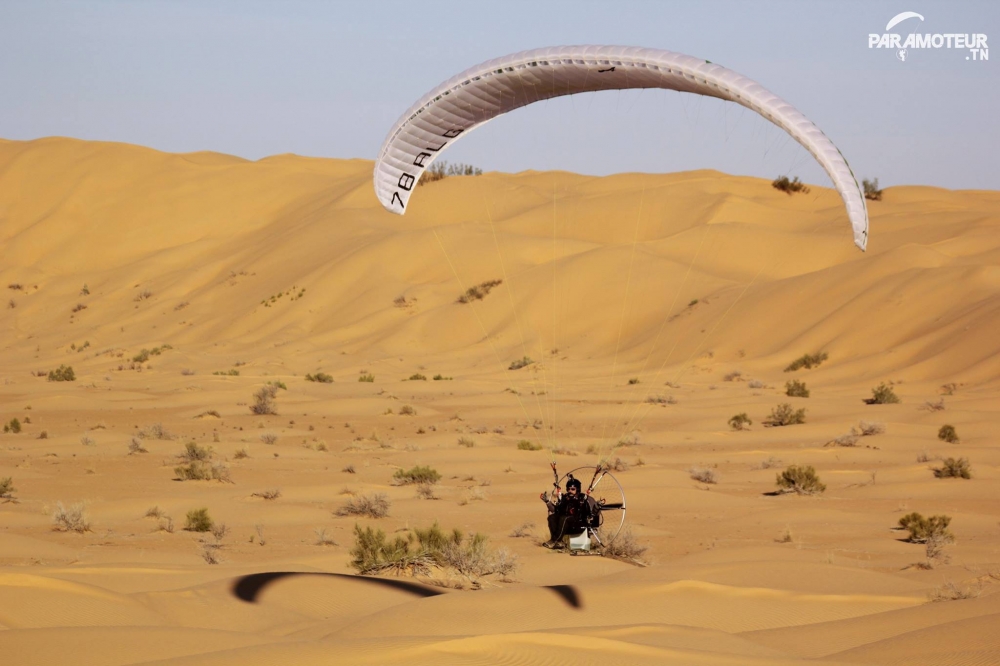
xmin=1 ymin=1 xmax=997 ymax=189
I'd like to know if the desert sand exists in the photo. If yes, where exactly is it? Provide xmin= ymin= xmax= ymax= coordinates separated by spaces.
xmin=1 ymin=136 xmax=999 ymax=665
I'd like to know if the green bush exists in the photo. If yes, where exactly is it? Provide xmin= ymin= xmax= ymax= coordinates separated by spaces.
xmin=4 ymin=418 xmax=21 ymax=434
xmin=47 ymin=365 xmax=76 ymax=382
xmin=898 ymin=512 xmax=952 ymax=543
xmin=868 ymin=382 xmax=900 ymax=404
xmin=392 ymin=465 xmax=441 ymax=485
xmin=934 ymin=457 xmax=971 ymax=479
xmin=408 ymin=373 xmax=427 ymax=381
xmin=457 ymin=279 xmax=502 ymax=303
xmin=182 ymin=441 xmax=213 ymax=462
xmin=350 ymin=524 xmax=422 ymax=573
xmin=775 ymin=465 xmax=825 ymax=494
xmin=305 ymin=372 xmax=334 ymax=383
xmin=358 ymin=373 xmax=375 ymax=382
xmin=772 ymin=175 xmax=810 ymax=194
xmin=517 ymin=440 xmax=543 ymax=451
xmin=728 ymin=413 xmax=752 ymax=431
xmin=764 ymin=403 xmax=807 ymax=427
xmin=185 ymin=508 xmax=213 ymax=532
xmin=785 ymin=380 xmax=810 ymax=398
xmin=937 ymin=424 xmax=959 ymax=444
xmin=433 ymin=374 xmax=452 ymax=381
xmin=784 ymin=352 xmax=827 ymax=372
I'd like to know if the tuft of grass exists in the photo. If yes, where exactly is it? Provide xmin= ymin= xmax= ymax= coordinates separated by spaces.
xmin=933 ymin=457 xmax=971 ymax=479
xmin=305 ymin=372 xmax=334 ymax=383
xmin=47 ymin=365 xmax=76 ymax=382
xmin=689 ymin=467 xmax=718 ymax=484
xmin=937 ymin=424 xmax=959 ymax=444
xmin=775 ymin=465 xmax=825 ymax=494
xmin=764 ymin=403 xmax=807 ymax=427
xmin=784 ymin=352 xmax=827 ymax=372
xmin=184 ymin=508 xmax=213 ymax=532
xmin=728 ymin=413 xmax=752 ymax=431
xmin=392 ymin=465 xmax=441 ymax=485
xmin=867 ymin=382 xmax=900 ymax=404
xmin=785 ymin=380 xmax=810 ymax=398
xmin=52 ymin=502 xmax=91 ymax=532
xmin=772 ymin=175 xmax=810 ymax=195
xmin=517 ymin=439 xmax=542 ymax=451
xmin=337 ymin=492 xmax=390 ymax=518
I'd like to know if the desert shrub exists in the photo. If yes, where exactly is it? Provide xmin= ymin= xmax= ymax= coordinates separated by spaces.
xmin=646 ymin=394 xmax=676 ymax=405
xmin=415 ymin=483 xmax=438 ymax=500
xmin=209 ymin=462 xmax=232 ymax=483
xmin=618 ymin=431 xmax=641 ymax=447
xmin=259 ymin=432 xmax=278 ymax=445
xmin=4 ymin=418 xmax=21 ymax=434
xmin=862 ymin=177 xmax=883 ymax=201
xmin=52 ymin=502 xmax=91 ymax=532
xmin=628 ymin=377 xmax=640 ymax=385
xmin=552 ymin=446 xmax=578 ymax=456
xmin=305 ymin=372 xmax=334 ymax=383
xmin=940 ymin=382 xmax=959 ymax=396
xmin=181 ymin=441 xmax=213 ymax=462
xmin=857 ymin=420 xmax=885 ymax=436
xmin=211 ymin=523 xmax=229 ymax=542
xmin=825 ymin=433 xmax=859 ymax=447
xmin=80 ymin=434 xmax=95 ymax=446
xmin=433 ymin=374 xmax=452 ymax=380
xmin=212 ymin=369 xmax=239 ymax=376
xmin=393 ymin=465 xmax=441 ymax=485
xmin=899 ymin=512 xmax=952 ymax=544
xmin=267 ymin=381 xmax=287 ymax=390
xmin=764 ymin=403 xmax=807 ymax=426
xmin=517 ymin=439 xmax=542 ymax=451
xmin=233 ymin=447 xmax=250 ymax=459
xmin=250 ymin=385 xmax=279 ymax=415
xmin=508 ymin=356 xmax=533 ymax=370
xmin=868 ymin=382 xmax=900 ymax=404
xmin=934 ymin=457 xmax=971 ymax=479
xmin=174 ymin=462 xmax=212 ymax=480
xmin=185 ymin=508 xmax=213 ymax=532
xmin=47 ymin=365 xmax=76 ymax=382
xmin=358 ymin=373 xmax=375 ymax=382
xmin=923 ymin=398 xmax=946 ymax=412
xmin=689 ymin=467 xmax=718 ymax=484
xmin=772 ymin=175 xmax=810 ymax=194
xmin=784 ymin=352 xmax=827 ymax=372
xmin=458 ymin=436 xmax=475 ymax=448
xmin=509 ymin=521 xmax=534 ymax=538
xmin=350 ymin=524 xmax=428 ymax=574
xmin=398 ymin=405 xmax=416 ymax=416
xmin=599 ymin=525 xmax=648 ymax=565
xmin=145 ymin=506 xmax=165 ymax=518
xmin=929 ymin=580 xmax=983 ymax=602
xmin=723 ymin=370 xmax=742 ymax=382
xmin=785 ymin=380 xmax=810 ymax=398
xmin=418 ymin=161 xmax=483 ymax=187
xmin=128 ymin=437 xmax=148 ymax=454
xmin=0 ymin=477 xmax=15 ymax=499
xmin=337 ymin=492 xmax=391 ymax=518
xmin=457 ymin=279 xmax=502 ymax=303
xmin=748 ymin=379 xmax=765 ymax=389
xmin=342 ymin=464 xmax=356 ymax=474
xmin=728 ymin=413 xmax=752 ymax=431
xmin=775 ymin=465 xmax=826 ymax=494
xmin=315 ymin=528 xmax=337 ymax=546
xmin=937 ymin=424 xmax=959 ymax=444
xmin=252 ymin=488 xmax=282 ymax=500
xmin=140 ymin=423 xmax=171 ymax=440
xmin=609 ymin=457 xmax=629 ymax=472
xmin=132 ymin=349 xmax=150 ymax=363
xmin=37 ymin=431 xmax=47 ymax=439
xmin=408 ymin=373 xmax=427 ymax=381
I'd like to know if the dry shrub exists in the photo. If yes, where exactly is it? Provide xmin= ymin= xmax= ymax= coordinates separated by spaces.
xmin=937 ymin=424 xmax=959 ymax=444
xmin=756 ymin=456 xmax=781 ymax=470
xmin=181 ymin=441 xmax=213 ymax=462
xmin=857 ymin=420 xmax=885 ymax=436
xmin=609 ymin=457 xmax=629 ymax=472
xmin=458 ymin=437 xmax=475 ymax=448
xmin=764 ymin=403 xmax=806 ymax=426
xmin=509 ymin=521 xmax=534 ymax=538
xmin=772 ymin=175 xmax=810 ymax=195
xmin=723 ymin=370 xmax=743 ymax=382
xmin=259 ymin=432 xmax=278 ymax=445
xmin=52 ymin=502 xmax=91 ymax=533
xmin=145 ymin=505 xmax=165 ymax=518
xmin=80 ymin=435 xmax=96 ymax=446
xmin=398 ymin=405 xmax=416 ymax=416
xmin=899 ymin=512 xmax=953 ymax=544
xmin=867 ymin=382 xmax=900 ymax=404
xmin=128 ymin=437 xmax=148 ymax=454
xmin=158 ymin=516 xmax=175 ymax=533
xmin=825 ymin=433 xmax=860 ymax=447
xmin=923 ymin=398 xmax=946 ymax=411
xmin=315 ymin=527 xmax=337 ymax=546
xmin=342 ymin=464 xmax=356 ymax=474
xmin=552 ymin=446 xmax=578 ymax=456
xmin=201 ymin=543 xmax=221 ymax=564
xmin=140 ymin=423 xmax=171 ymax=440
xmin=785 ymin=380 xmax=810 ymax=398
xmin=508 ymin=356 xmax=533 ymax=370
xmin=415 ymin=483 xmax=439 ymax=500
xmin=517 ymin=440 xmax=542 ymax=451
xmin=0 ymin=477 xmax=15 ymax=499
xmin=728 ymin=413 xmax=752 ymax=430
xmin=305 ymin=372 xmax=333 ymax=383
xmin=337 ymin=492 xmax=390 ymax=518
xmin=251 ymin=385 xmax=279 ymax=415
xmin=933 ymin=457 xmax=971 ymax=479
xmin=929 ymin=579 xmax=983 ymax=602
xmin=234 ymin=447 xmax=250 ymax=459
xmin=252 ymin=488 xmax=282 ymax=500
xmin=775 ymin=465 xmax=825 ymax=494
xmin=646 ymin=394 xmax=677 ymax=405
xmin=599 ymin=525 xmax=648 ymax=565
xmin=747 ymin=379 xmax=765 ymax=389
xmin=689 ymin=467 xmax=718 ymax=484
xmin=916 ymin=450 xmax=933 ymax=463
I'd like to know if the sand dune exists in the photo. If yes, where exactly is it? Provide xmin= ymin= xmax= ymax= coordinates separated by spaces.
xmin=1 ymin=136 xmax=998 ymax=664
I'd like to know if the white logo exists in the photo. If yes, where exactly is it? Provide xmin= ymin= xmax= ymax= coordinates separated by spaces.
xmin=869 ymin=11 xmax=989 ymax=62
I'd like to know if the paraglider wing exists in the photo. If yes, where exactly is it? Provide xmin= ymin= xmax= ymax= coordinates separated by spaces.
xmin=373 ymin=45 xmax=868 ymax=251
